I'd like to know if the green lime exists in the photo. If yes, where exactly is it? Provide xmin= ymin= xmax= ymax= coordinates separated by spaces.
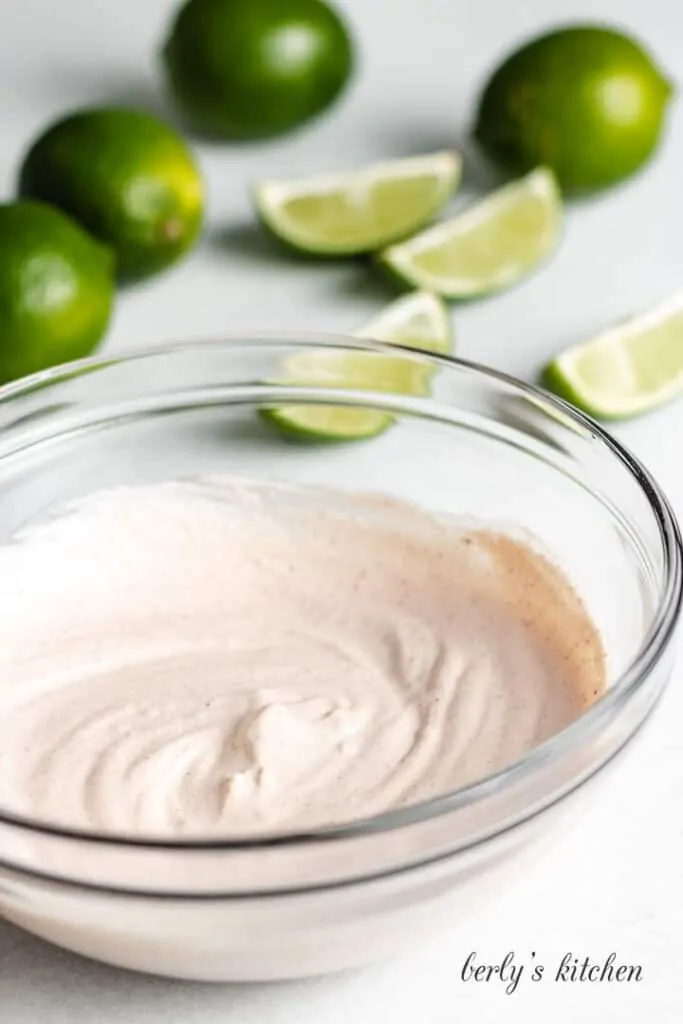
xmin=542 ymin=292 xmax=683 ymax=419
xmin=474 ymin=25 xmax=673 ymax=194
xmin=379 ymin=168 xmax=561 ymax=298
xmin=18 ymin=108 xmax=204 ymax=281
xmin=162 ymin=0 xmax=354 ymax=140
xmin=0 ymin=202 xmax=114 ymax=385
xmin=262 ymin=290 xmax=453 ymax=441
xmin=253 ymin=152 xmax=461 ymax=256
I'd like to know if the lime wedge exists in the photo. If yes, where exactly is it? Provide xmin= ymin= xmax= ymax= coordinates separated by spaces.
xmin=379 ymin=167 xmax=561 ymax=298
xmin=541 ymin=292 xmax=683 ymax=419
xmin=252 ymin=152 xmax=461 ymax=256
xmin=262 ymin=291 xmax=453 ymax=441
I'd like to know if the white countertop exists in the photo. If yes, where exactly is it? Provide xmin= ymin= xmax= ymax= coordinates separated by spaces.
xmin=1 ymin=0 xmax=682 ymax=1019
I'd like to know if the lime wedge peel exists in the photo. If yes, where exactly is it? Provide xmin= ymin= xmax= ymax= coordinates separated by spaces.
xmin=262 ymin=403 xmax=393 ymax=442
xmin=261 ymin=291 xmax=453 ymax=441
xmin=252 ymin=152 xmax=461 ymax=256
xmin=378 ymin=167 xmax=562 ymax=298
xmin=542 ymin=291 xmax=683 ymax=420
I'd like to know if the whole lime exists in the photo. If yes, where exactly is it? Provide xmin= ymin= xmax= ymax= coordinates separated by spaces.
xmin=18 ymin=108 xmax=204 ymax=281
xmin=161 ymin=0 xmax=354 ymax=140
xmin=0 ymin=202 xmax=114 ymax=384
xmin=473 ymin=25 xmax=673 ymax=194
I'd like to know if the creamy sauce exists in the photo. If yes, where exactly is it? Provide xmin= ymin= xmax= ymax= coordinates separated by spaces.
xmin=0 ymin=478 xmax=605 ymax=836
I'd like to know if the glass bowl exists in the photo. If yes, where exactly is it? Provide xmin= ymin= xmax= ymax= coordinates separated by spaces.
xmin=0 ymin=336 xmax=679 ymax=981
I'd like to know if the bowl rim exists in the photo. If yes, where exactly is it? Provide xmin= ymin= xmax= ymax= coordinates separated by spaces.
xmin=0 ymin=333 xmax=680 ymax=852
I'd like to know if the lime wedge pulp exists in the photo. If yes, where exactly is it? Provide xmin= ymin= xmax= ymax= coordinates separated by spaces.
xmin=354 ymin=289 xmax=452 ymax=349
xmin=262 ymin=291 xmax=453 ymax=441
xmin=379 ymin=167 xmax=561 ymax=298
xmin=542 ymin=291 xmax=683 ymax=419
xmin=252 ymin=152 xmax=461 ymax=256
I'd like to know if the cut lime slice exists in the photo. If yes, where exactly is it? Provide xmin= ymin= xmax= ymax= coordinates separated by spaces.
xmin=252 ymin=152 xmax=461 ymax=256
xmin=379 ymin=167 xmax=561 ymax=298
xmin=541 ymin=292 xmax=683 ymax=419
xmin=262 ymin=291 xmax=453 ymax=441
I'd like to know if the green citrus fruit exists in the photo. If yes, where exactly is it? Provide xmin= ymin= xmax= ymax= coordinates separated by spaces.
xmin=161 ymin=0 xmax=354 ymax=140
xmin=253 ymin=152 xmax=461 ymax=255
xmin=473 ymin=25 xmax=673 ymax=194
xmin=261 ymin=291 xmax=454 ymax=442
xmin=0 ymin=201 xmax=114 ymax=384
xmin=379 ymin=167 xmax=561 ymax=298
xmin=542 ymin=291 xmax=683 ymax=419
xmin=18 ymin=108 xmax=204 ymax=281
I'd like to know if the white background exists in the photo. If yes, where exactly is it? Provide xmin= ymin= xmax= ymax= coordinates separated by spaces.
xmin=0 ymin=0 xmax=682 ymax=1020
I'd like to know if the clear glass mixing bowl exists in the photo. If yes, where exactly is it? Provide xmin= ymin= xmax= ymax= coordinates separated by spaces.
xmin=0 ymin=337 xmax=679 ymax=981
